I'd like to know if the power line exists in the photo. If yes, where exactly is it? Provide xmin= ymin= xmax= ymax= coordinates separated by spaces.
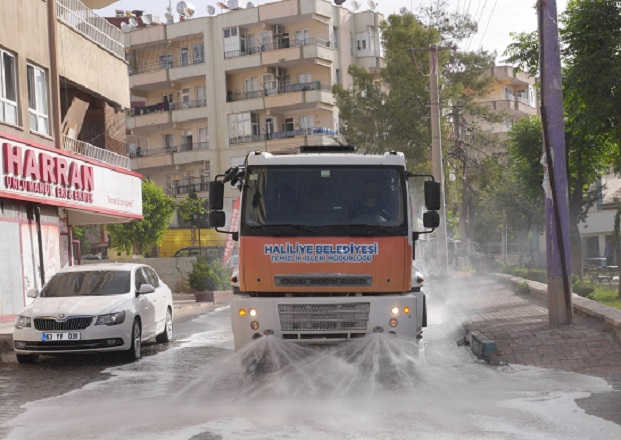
xmin=478 ymin=0 xmax=498 ymax=49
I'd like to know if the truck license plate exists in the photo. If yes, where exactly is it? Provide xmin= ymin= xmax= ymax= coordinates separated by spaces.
xmin=41 ymin=332 xmax=81 ymax=341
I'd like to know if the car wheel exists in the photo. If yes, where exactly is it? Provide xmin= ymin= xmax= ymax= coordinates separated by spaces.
xmin=155 ymin=308 xmax=173 ymax=343
xmin=125 ymin=319 xmax=142 ymax=361
xmin=16 ymin=354 xmax=39 ymax=364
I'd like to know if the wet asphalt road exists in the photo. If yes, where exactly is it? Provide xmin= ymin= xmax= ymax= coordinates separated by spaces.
xmin=1 ymin=291 xmax=620 ymax=439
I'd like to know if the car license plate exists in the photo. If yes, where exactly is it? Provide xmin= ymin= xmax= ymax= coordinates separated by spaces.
xmin=41 ymin=332 xmax=81 ymax=341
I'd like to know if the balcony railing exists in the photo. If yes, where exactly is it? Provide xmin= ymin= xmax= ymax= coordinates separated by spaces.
xmin=128 ymin=142 xmax=209 ymax=158
xmin=63 ymin=136 xmax=130 ymax=169
xmin=127 ymin=99 xmax=207 ymax=117
xmin=128 ymin=56 xmax=205 ymax=75
xmin=166 ymin=179 xmax=209 ymax=196
xmin=224 ymin=37 xmax=332 ymax=59
xmin=57 ymin=0 xmax=124 ymax=59
xmin=226 ymin=81 xmax=330 ymax=102
xmin=229 ymin=127 xmax=338 ymax=145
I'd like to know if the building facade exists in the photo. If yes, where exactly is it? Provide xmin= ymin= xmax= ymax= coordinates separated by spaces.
xmin=0 ymin=0 xmax=142 ymax=323
xmin=122 ymin=0 xmax=384 ymax=226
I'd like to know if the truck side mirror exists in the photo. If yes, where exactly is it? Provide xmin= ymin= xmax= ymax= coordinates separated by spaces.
xmin=423 ymin=211 xmax=440 ymax=228
xmin=208 ymin=211 xmax=226 ymax=228
xmin=424 ymin=181 xmax=441 ymax=211
xmin=209 ymin=181 xmax=224 ymax=211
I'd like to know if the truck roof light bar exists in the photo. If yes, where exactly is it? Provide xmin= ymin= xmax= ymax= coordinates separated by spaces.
xmin=298 ymin=145 xmax=357 ymax=154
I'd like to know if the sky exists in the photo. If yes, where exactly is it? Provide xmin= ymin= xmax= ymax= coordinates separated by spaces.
xmin=96 ymin=0 xmax=568 ymax=61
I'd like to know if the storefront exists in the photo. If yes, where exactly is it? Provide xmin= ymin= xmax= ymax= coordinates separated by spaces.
xmin=0 ymin=134 xmax=142 ymax=323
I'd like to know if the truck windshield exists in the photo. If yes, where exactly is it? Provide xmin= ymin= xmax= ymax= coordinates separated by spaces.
xmin=241 ymin=166 xmax=406 ymax=235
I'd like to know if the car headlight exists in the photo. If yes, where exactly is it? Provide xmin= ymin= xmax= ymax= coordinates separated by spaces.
xmin=14 ymin=316 xmax=31 ymax=329
xmin=95 ymin=311 xmax=126 ymax=326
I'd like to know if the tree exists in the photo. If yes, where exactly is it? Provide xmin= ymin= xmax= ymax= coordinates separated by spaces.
xmin=333 ymin=7 xmax=497 ymax=175
xmin=106 ymin=179 xmax=176 ymax=256
xmin=177 ymin=192 xmax=207 ymax=226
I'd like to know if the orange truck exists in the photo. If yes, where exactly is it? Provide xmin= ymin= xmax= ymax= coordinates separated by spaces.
xmin=208 ymin=146 xmax=440 ymax=350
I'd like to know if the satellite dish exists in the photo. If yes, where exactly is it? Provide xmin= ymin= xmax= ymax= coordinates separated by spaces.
xmin=176 ymin=1 xmax=188 ymax=15
xmin=120 ymin=22 xmax=133 ymax=32
xmin=247 ymin=1 xmax=255 ymax=7
xmin=164 ymin=11 xmax=174 ymax=23
xmin=216 ymin=2 xmax=229 ymax=10
xmin=367 ymin=0 xmax=377 ymax=10
xmin=351 ymin=1 xmax=360 ymax=11
xmin=206 ymin=5 xmax=216 ymax=15
xmin=142 ymin=14 xmax=153 ymax=25
xmin=128 ymin=17 xmax=138 ymax=27
xmin=184 ymin=3 xmax=196 ymax=17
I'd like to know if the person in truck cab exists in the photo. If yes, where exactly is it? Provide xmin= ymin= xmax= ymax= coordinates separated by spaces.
xmin=349 ymin=179 xmax=393 ymax=220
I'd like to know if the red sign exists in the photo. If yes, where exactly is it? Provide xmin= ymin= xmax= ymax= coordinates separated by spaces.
xmin=2 ymin=142 xmax=94 ymax=203
xmin=222 ymin=197 xmax=241 ymax=267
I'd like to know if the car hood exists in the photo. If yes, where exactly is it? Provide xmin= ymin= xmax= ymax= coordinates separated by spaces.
xmin=23 ymin=295 xmax=130 ymax=318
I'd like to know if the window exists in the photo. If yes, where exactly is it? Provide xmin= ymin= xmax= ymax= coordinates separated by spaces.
xmin=163 ymin=134 xmax=174 ymax=150
xmin=159 ymin=54 xmax=173 ymax=68
xmin=296 ymin=30 xmax=309 ymax=46
xmin=251 ymin=113 xmax=260 ymax=136
xmin=27 ymin=64 xmax=49 ymax=135
xmin=0 ymin=50 xmax=18 ymax=125
xmin=181 ymin=88 xmax=191 ymax=107
xmin=180 ymin=47 xmax=189 ymax=66
xmin=145 ymin=267 xmax=160 ymax=288
xmin=332 ymin=26 xmax=338 ymax=49
xmin=504 ymin=87 xmax=514 ymax=100
xmin=300 ymin=115 xmax=314 ymax=132
xmin=134 ymin=268 xmax=148 ymax=291
xmin=198 ymin=127 xmax=208 ymax=148
xmin=196 ymin=85 xmax=206 ymax=106
xmin=282 ymin=117 xmax=294 ymax=132
xmin=297 ymin=72 xmax=312 ymax=87
xmin=244 ymin=77 xmax=258 ymax=98
xmin=193 ymin=43 xmax=204 ymax=63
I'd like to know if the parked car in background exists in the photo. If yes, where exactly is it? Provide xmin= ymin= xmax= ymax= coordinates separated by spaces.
xmin=173 ymin=246 xmax=223 ymax=262
xmin=13 ymin=263 xmax=173 ymax=364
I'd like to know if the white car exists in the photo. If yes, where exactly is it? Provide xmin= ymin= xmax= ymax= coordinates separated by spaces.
xmin=13 ymin=263 xmax=173 ymax=364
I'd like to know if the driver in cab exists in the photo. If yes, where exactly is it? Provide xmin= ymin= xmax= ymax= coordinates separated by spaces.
xmin=349 ymin=179 xmax=392 ymax=220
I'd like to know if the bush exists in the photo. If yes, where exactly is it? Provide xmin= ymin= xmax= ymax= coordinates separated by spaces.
xmin=514 ymin=281 xmax=531 ymax=295
xmin=187 ymin=258 xmax=231 ymax=292
xmin=572 ymin=282 xmax=595 ymax=297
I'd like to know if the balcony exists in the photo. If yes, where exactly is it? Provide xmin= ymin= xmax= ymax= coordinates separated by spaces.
xmin=129 ymin=57 xmax=206 ymax=89
xmin=227 ymin=81 xmax=330 ymax=102
xmin=175 ymin=142 xmax=211 ymax=165
xmin=224 ymin=38 xmax=333 ymax=60
xmin=166 ymin=177 xmax=209 ymax=196
xmin=63 ymin=136 xmax=130 ymax=169
xmin=172 ymin=99 xmax=208 ymax=124
xmin=56 ymin=0 xmax=124 ymax=59
xmin=229 ymin=127 xmax=338 ymax=145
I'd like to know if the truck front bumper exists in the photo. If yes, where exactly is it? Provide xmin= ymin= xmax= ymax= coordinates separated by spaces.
xmin=230 ymin=293 xmax=425 ymax=351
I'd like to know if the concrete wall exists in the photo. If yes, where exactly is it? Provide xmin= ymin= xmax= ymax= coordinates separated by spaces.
xmin=84 ymin=257 xmax=196 ymax=292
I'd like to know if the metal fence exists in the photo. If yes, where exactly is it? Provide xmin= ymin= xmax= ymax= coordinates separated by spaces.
xmin=63 ymin=136 xmax=130 ymax=169
xmin=224 ymin=37 xmax=332 ymax=59
xmin=128 ymin=57 xmax=206 ymax=75
xmin=226 ymin=81 xmax=330 ymax=102
xmin=56 ymin=0 xmax=125 ymax=60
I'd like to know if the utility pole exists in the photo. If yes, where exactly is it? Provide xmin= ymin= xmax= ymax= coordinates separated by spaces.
xmin=538 ymin=0 xmax=572 ymax=325
xmin=453 ymin=105 xmax=468 ymax=263
xmin=409 ymin=45 xmax=451 ymax=271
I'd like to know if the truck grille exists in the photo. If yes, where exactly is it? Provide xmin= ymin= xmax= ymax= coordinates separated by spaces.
xmin=275 ymin=274 xmax=372 ymax=288
xmin=279 ymin=303 xmax=370 ymax=331
xmin=33 ymin=317 xmax=93 ymax=331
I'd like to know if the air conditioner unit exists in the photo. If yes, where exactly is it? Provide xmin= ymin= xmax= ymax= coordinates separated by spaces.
xmin=274 ymin=67 xmax=285 ymax=78
xmin=272 ymin=24 xmax=284 ymax=35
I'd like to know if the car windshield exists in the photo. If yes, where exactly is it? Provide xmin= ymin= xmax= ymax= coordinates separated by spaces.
xmin=40 ymin=270 xmax=131 ymax=297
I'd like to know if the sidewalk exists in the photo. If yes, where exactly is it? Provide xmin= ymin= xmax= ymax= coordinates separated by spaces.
xmin=0 ymin=292 xmax=231 ymax=354
xmin=444 ymin=273 xmax=621 ymax=375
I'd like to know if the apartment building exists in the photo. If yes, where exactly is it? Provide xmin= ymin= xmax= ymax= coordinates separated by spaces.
xmin=0 ymin=0 xmax=141 ymax=323
xmin=123 ymin=0 xmax=385 ymax=226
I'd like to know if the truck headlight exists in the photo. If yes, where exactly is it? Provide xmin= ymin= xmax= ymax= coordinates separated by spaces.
xmin=249 ymin=308 xmax=258 ymax=317
xmin=96 ymin=311 xmax=126 ymax=326
xmin=390 ymin=306 xmax=399 ymax=316
xmin=15 ymin=316 xmax=31 ymax=329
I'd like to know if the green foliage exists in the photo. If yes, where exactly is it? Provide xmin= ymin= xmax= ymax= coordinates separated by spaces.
xmin=106 ymin=180 xmax=176 ymax=255
xmin=572 ymin=282 xmax=595 ymax=297
xmin=187 ymin=258 xmax=230 ymax=292
xmin=502 ymin=31 xmax=539 ymax=77
xmin=514 ymin=281 xmax=531 ymax=295
xmin=177 ymin=192 xmax=207 ymax=225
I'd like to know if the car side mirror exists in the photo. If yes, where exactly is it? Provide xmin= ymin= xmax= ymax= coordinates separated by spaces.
xmin=138 ymin=284 xmax=155 ymax=295
xmin=27 ymin=288 xmax=39 ymax=298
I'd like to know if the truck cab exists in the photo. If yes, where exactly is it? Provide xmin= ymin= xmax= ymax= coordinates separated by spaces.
xmin=210 ymin=147 xmax=440 ymax=350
